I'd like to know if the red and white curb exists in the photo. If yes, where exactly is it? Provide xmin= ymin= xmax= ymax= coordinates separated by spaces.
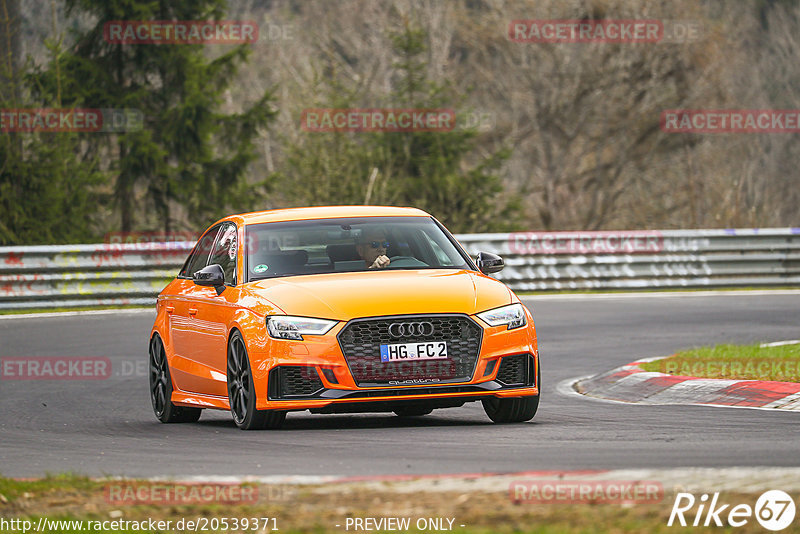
xmin=568 ymin=358 xmax=800 ymax=411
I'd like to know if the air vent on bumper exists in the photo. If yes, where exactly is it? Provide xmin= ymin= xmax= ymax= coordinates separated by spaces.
xmin=268 ymin=366 xmax=324 ymax=399
xmin=495 ymin=354 xmax=536 ymax=387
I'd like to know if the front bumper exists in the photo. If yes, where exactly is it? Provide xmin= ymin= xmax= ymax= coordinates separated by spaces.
xmin=249 ymin=311 xmax=538 ymax=412
xmin=278 ymin=385 xmax=538 ymax=414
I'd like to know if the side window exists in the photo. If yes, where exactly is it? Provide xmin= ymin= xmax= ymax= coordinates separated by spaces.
xmin=180 ymin=225 xmax=221 ymax=277
xmin=209 ymin=223 xmax=238 ymax=285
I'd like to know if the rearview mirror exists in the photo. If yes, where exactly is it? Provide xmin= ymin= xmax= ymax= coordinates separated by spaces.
xmin=193 ymin=264 xmax=225 ymax=288
xmin=476 ymin=251 xmax=504 ymax=274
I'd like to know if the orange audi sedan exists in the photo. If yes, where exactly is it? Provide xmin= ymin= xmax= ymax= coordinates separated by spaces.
xmin=149 ymin=206 xmax=539 ymax=430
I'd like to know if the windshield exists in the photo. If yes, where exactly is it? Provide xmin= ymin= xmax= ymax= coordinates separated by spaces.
xmin=245 ymin=216 xmax=472 ymax=281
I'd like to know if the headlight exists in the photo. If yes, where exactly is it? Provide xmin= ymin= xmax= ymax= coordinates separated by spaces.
xmin=477 ymin=303 xmax=527 ymax=330
xmin=266 ymin=315 xmax=337 ymax=340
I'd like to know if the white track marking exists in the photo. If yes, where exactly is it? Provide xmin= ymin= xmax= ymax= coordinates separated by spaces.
xmin=0 ymin=308 xmax=153 ymax=320
xmin=760 ymin=340 xmax=800 ymax=347
xmin=523 ymin=289 xmax=800 ymax=300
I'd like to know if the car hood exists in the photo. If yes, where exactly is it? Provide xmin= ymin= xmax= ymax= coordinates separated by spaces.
xmin=247 ymin=269 xmax=513 ymax=320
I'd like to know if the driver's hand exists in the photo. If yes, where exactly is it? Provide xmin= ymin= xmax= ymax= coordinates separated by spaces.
xmin=369 ymin=255 xmax=390 ymax=269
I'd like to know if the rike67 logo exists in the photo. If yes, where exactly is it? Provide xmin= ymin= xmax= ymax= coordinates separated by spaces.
xmin=668 ymin=490 xmax=796 ymax=531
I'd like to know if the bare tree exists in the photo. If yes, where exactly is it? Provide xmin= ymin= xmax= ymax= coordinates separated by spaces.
xmin=0 ymin=0 xmax=20 ymax=105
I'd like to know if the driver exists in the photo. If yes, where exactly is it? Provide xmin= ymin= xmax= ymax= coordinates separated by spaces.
xmin=356 ymin=229 xmax=390 ymax=269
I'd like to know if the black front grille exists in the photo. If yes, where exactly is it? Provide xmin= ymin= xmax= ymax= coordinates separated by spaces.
xmin=496 ymin=354 xmax=534 ymax=386
xmin=337 ymin=315 xmax=483 ymax=386
xmin=269 ymin=366 xmax=324 ymax=398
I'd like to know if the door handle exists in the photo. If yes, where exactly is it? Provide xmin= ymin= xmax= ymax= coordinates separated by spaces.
xmin=188 ymin=308 xmax=198 ymax=316
xmin=165 ymin=306 xmax=175 ymax=313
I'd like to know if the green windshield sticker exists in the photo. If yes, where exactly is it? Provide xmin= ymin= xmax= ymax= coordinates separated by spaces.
xmin=253 ymin=264 xmax=269 ymax=273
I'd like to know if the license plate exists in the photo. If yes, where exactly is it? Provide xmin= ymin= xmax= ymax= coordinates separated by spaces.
xmin=380 ymin=342 xmax=447 ymax=362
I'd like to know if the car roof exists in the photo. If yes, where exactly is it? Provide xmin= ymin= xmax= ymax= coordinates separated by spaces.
xmin=223 ymin=205 xmax=432 ymax=226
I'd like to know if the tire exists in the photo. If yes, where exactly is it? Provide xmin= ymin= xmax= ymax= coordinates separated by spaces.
xmin=149 ymin=334 xmax=202 ymax=423
xmin=227 ymin=330 xmax=286 ymax=430
xmin=393 ymin=407 xmax=433 ymax=417
xmin=482 ymin=364 xmax=540 ymax=423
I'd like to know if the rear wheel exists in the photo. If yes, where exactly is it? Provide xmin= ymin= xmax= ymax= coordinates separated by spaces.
xmin=393 ymin=407 xmax=433 ymax=417
xmin=482 ymin=364 xmax=540 ymax=423
xmin=227 ymin=331 xmax=286 ymax=430
xmin=149 ymin=334 xmax=202 ymax=423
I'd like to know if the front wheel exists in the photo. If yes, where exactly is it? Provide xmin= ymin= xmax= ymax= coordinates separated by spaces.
xmin=149 ymin=334 xmax=202 ymax=423
xmin=227 ymin=331 xmax=286 ymax=430
xmin=482 ymin=365 xmax=540 ymax=423
xmin=482 ymin=396 xmax=538 ymax=423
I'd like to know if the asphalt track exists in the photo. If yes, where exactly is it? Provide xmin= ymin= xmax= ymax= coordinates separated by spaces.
xmin=1 ymin=292 xmax=798 ymax=478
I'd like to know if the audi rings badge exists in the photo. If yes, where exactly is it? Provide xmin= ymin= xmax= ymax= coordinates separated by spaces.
xmin=388 ymin=321 xmax=435 ymax=338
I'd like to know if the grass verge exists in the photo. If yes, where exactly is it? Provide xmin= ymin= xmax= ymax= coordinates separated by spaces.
xmin=639 ymin=342 xmax=800 ymax=382
xmin=0 ymin=474 xmax=787 ymax=533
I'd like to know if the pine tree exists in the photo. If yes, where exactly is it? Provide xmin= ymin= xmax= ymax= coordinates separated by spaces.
xmin=33 ymin=0 xmax=276 ymax=233
xmin=1 ymin=0 xmax=102 ymax=245
xmin=378 ymin=24 xmax=519 ymax=232
xmin=279 ymin=23 xmax=520 ymax=233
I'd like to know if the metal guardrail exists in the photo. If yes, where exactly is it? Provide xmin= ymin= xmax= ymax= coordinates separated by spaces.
xmin=0 ymin=228 xmax=798 ymax=310
xmin=0 ymin=243 xmax=193 ymax=310
xmin=458 ymin=228 xmax=800 ymax=291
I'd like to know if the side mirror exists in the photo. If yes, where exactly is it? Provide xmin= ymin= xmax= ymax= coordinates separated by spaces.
xmin=476 ymin=251 xmax=504 ymax=274
xmin=193 ymin=264 xmax=225 ymax=289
